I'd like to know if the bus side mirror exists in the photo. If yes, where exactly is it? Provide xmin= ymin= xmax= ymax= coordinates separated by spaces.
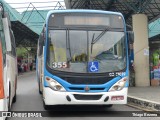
xmin=40 ymin=33 xmax=45 ymax=45
xmin=127 ymin=31 xmax=134 ymax=65
xmin=127 ymin=31 xmax=134 ymax=44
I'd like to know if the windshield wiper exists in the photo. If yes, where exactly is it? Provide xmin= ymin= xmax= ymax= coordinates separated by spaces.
xmin=91 ymin=33 xmax=95 ymax=54
xmin=91 ymin=27 xmax=110 ymax=54
xmin=66 ymin=29 xmax=72 ymax=62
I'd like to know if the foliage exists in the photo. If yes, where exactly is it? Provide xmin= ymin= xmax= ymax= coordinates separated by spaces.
xmin=16 ymin=47 xmax=28 ymax=58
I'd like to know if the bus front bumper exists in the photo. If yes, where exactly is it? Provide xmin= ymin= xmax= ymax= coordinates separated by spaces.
xmin=43 ymin=87 xmax=128 ymax=105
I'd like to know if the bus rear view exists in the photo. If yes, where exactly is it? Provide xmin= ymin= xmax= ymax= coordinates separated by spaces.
xmin=37 ymin=10 xmax=130 ymax=110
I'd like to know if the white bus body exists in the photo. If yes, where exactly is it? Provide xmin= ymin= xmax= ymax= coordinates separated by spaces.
xmin=0 ymin=13 xmax=17 ymax=120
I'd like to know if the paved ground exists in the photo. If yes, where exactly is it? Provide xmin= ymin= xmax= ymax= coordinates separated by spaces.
xmin=128 ymin=87 xmax=160 ymax=103
xmin=128 ymin=86 xmax=160 ymax=111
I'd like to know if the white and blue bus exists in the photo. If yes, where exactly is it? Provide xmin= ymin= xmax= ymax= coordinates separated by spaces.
xmin=37 ymin=10 xmax=134 ymax=110
xmin=0 ymin=5 xmax=17 ymax=120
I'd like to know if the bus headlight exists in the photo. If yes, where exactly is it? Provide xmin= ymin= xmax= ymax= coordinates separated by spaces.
xmin=108 ymin=77 xmax=128 ymax=92
xmin=45 ymin=76 xmax=66 ymax=92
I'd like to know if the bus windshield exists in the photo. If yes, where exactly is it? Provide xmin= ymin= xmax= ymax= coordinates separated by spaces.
xmin=47 ymin=28 xmax=126 ymax=73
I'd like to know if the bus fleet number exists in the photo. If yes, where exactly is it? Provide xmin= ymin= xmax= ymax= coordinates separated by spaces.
xmin=52 ymin=62 xmax=67 ymax=68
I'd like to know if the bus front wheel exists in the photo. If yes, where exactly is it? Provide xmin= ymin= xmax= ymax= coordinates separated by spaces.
xmin=104 ymin=104 xmax=113 ymax=108
xmin=39 ymin=81 xmax=42 ymax=94
xmin=43 ymin=101 xmax=51 ymax=110
xmin=12 ymin=92 xmax=16 ymax=103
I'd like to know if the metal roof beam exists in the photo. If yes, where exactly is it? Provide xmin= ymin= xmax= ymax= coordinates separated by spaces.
xmin=84 ymin=0 xmax=91 ymax=9
xmin=145 ymin=1 xmax=159 ymax=23
xmin=86 ymin=1 xmax=99 ymax=9
xmin=100 ymin=0 xmax=115 ymax=10
xmin=118 ymin=0 xmax=150 ymax=13
xmin=73 ymin=0 xmax=84 ymax=9
xmin=123 ymin=3 xmax=140 ymax=21
xmin=70 ymin=0 xmax=78 ymax=8
xmin=91 ymin=0 xmax=104 ymax=10
xmin=119 ymin=1 xmax=138 ymax=13
xmin=141 ymin=0 xmax=152 ymax=12
xmin=149 ymin=14 xmax=160 ymax=23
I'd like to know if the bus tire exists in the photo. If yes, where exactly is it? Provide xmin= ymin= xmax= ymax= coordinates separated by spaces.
xmin=43 ymin=101 xmax=50 ymax=110
xmin=105 ymin=104 xmax=113 ymax=108
xmin=13 ymin=76 xmax=17 ymax=103
xmin=12 ymin=92 xmax=16 ymax=103
xmin=39 ymin=81 xmax=42 ymax=94
xmin=8 ymin=84 xmax=11 ymax=111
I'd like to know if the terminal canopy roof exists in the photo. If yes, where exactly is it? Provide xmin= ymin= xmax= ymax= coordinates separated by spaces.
xmin=2 ymin=0 xmax=65 ymax=47
xmin=1 ymin=0 xmax=39 ymax=47
xmin=64 ymin=0 xmax=160 ymax=39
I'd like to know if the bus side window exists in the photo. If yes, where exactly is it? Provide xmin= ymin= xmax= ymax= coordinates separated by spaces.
xmin=0 ymin=31 xmax=6 ymax=65
xmin=42 ymin=26 xmax=46 ymax=45
xmin=10 ymin=30 xmax=16 ymax=57
xmin=38 ymin=34 xmax=44 ymax=57
xmin=38 ymin=27 xmax=46 ymax=57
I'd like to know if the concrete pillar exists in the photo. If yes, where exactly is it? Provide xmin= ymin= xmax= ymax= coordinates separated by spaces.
xmin=132 ymin=14 xmax=150 ymax=86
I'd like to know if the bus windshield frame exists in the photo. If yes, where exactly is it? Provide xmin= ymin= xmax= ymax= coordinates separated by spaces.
xmin=46 ymin=13 xmax=126 ymax=74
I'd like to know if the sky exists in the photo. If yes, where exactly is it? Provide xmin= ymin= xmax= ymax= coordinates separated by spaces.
xmin=4 ymin=0 xmax=65 ymax=13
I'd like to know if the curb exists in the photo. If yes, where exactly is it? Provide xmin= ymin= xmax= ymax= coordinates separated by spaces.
xmin=127 ymin=95 xmax=160 ymax=113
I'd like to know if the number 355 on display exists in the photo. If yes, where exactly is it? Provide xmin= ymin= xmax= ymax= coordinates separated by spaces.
xmin=52 ymin=62 xmax=67 ymax=68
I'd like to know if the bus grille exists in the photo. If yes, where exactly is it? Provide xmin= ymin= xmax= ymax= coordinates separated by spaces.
xmin=61 ymin=76 xmax=113 ymax=84
xmin=73 ymin=94 xmax=102 ymax=100
xmin=69 ymin=87 xmax=105 ymax=91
